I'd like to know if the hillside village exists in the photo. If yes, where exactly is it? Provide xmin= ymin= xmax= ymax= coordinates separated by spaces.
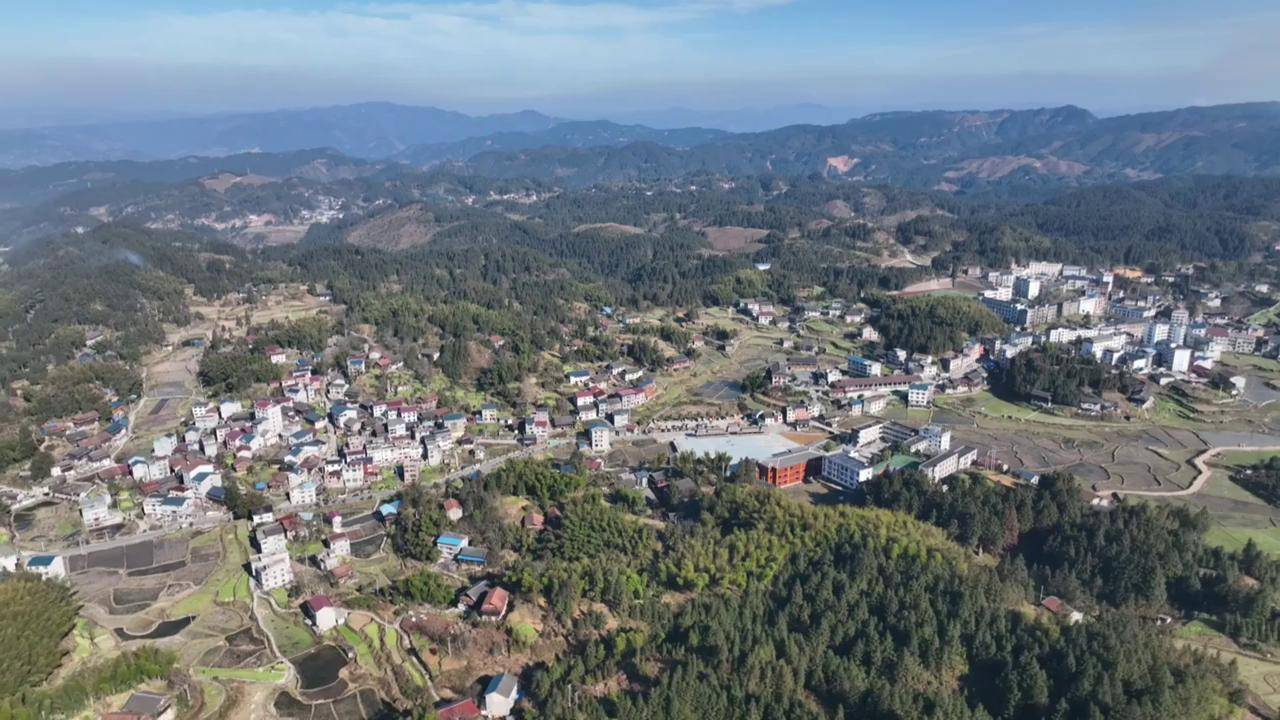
xmin=6 ymin=250 xmax=1280 ymax=718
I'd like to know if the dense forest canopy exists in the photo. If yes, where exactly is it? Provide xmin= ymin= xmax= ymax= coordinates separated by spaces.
xmin=871 ymin=294 xmax=1007 ymax=354
xmin=521 ymin=485 xmax=1245 ymax=719
xmin=996 ymin=344 xmax=1129 ymax=406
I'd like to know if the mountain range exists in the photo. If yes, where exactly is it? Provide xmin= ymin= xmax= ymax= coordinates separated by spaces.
xmin=458 ymin=103 xmax=1280 ymax=191
xmin=1 ymin=101 xmax=1278 ymax=202
xmin=0 ymin=102 xmax=561 ymax=168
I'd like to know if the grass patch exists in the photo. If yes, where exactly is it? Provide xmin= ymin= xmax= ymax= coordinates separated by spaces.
xmin=72 ymin=619 xmax=96 ymax=659
xmin=339 ymin=625 xmax=375 ymax=670
xmin=288 ymin=540 xmax=324 ymax=560
xmin=171 ymin=524 xmax=251 ymax=617
xmin=198 ymin=680 xmax=226 ymax=718
xmin=269 ymin=587 xmax=290 ymax=607
xmin=195 ymin=663 xmax=289 ymax=683
xmin=1218 ymin=449 xmax=1280 ymax=468
xmin=1223 ymin=352 xmax=1280 ymax=373
xmin=363 ymin=621 xmax=383 ymax=647
xmin=261 ymin=607 xmax=317 ymax=658
xmin=1204 ymin=525 xmax=1280 ymax=556
xmin=1175 ymin=620 xmax=1225 ymax=640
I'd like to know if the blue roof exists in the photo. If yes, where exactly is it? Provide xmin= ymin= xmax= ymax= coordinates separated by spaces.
xmin=26 ymin=555 xmax=57 ymax=567
xmin=378 ymin=501 xmax=401 ymax=517
xmin=436 ymin=532 xmax=468 ymax=547
xmin=442 ymin=412 xmax=466 ymax=422
xmin=161 ymin=497 xmax=188 ymax=508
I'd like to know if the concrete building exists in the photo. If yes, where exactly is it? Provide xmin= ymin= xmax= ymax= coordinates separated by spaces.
xmin=822 ymin=450 xmax=874 ymax=490
xmin=908 ymin=383 xmax=934 ymax=408
xmin=919 ymin=446 xmax=979 ymax=482
xmin=250 ymin=552 xmax=294 ymax=591
xmin=25 ymin=554 xmax=67 ymax=580
xmin=484 ymin=674 xmax=519 ymax=718
xmin=1014 ymin=276 xmax=1041 ymax=301
xmin=846 ymin=355 xmax=883 ymax=378
xmin=288 ymin=482 xmax=318 ymax=506
xmin=918 ymin=425 xmax=952 ymax=455
xmin=756 ymin=449 xmax=821 ymax=488
xmin=436 ymin=532 xmax=469 ymax=559
xmin=587 ymin=421 xmax=612 ymax=453
xmin=303 ymin=595 xmax=342 ymax=633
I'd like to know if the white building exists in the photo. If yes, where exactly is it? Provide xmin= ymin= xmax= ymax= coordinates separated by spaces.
xmin=822 ymin=450 xmax=874 ymax=490
xmin=250 ymin=552 xmax=294 ymax=591
xmin=907 ymin=383 xmax=933 ymax=408
xmin=303 ymin=596 xmax=342 ymax=633
xmin=485 ymin=674 xmax=520 ymax=718
xmin=327 ymin=532 xmax=352 ymax=557
xmin=587 ymin=421 xmax=612 ymax=453
xmin=152 ymin=435 xmax=178 ymax=458
xmin=918 ymin=425 xmax=952 ymax=455
xmin=920 ymin=446 xmax=979 ymax=482
xmin=1014 ymin=276 xmax=1041 ymax=301
xmin=1143 ymin=321 xmax=1171 ymax=346
xmin=255 ymin=524 xmax=288 ymax=555
xmin=25 ymin=554 xmax=67 ymax=580
xmin=80 ymin=490 xmax=121 ymax=529
xmin=288 ymin=482 xmax=318 ymax=506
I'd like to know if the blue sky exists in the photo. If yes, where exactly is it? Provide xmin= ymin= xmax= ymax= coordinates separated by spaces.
xmin=1 ymin=0 xmax=1277 ymax=126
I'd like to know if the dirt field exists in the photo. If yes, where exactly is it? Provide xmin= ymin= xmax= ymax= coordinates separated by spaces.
xmin=702 ymin=226 xmax=769 ymax=253
xmin=572 ymin=222 xmax=645 ymax=236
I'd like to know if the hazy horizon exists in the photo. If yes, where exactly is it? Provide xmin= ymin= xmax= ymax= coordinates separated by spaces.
xmin=4 ymin=0 xmax=1278 ymax=130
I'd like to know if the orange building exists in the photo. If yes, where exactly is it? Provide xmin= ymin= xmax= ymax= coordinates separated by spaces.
xmin=756 ymin=449 xmax=822 ymax=488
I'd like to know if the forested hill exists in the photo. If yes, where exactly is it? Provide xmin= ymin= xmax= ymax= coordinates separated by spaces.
xmin=0 ymin=224 xmax=285 ymax=386
xmin=0 ymin=102 xmax=562 ymax=168
xmin=392 ymin=120 xmax=730 ymax=166
xmin=0 ymin=148 xmax=381 ymax=207
xmin=458 ymin=102 xmax=1280 ymax=192
xmin=525 ymin=484 xmax=1245 ymax=719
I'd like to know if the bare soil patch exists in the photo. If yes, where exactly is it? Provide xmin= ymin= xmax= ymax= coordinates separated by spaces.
xmin=702 ymin=226 xmax=768 ymax=253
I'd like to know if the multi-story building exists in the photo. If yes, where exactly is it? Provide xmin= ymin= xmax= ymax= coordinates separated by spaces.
xmin=757 ymin=449 xmax=821 ymax=488
xmin=918 ymin=425 xmax=952 ymax=455
xmin=586 ymin=421 xmax=612 ymax=453
xmin=255 ymin=524 xmax=288 ymax=555
xmin=908 ymin=383 xmax=934 ymax=407
xmin=1143 ymin=322 xmax=1171 ymax=346
xmin=288 ymin=482 xmax=318 ymax=506
xmin=920 ymin=446 xmax=979 ymax=482
xmin=822 ymin=450 xmax=874 ymax=490
xmin=250 ymin=552 xmax=294 ymax=591
xmin=1014 ymin=276 xmax=1041 ymax=301
xmin=846 ymin=356 xmax=882 ymax=378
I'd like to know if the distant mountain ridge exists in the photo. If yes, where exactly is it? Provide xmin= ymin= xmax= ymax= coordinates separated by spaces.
xmin=457 ymin=102 xmax=1280 ymax=191
xmin=0 ymin=102 xmax=562 ymax=168
xmin=1 ymin=101 xmax=1278 ymax=201
xmin=392 ymin=120 xmax=730 ymax=165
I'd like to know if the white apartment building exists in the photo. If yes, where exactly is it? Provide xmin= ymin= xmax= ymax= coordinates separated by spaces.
xmin=822 ymin=450 xmax=874 ymax=490
xmin=250 ymin=552 xmax=294 ymax=591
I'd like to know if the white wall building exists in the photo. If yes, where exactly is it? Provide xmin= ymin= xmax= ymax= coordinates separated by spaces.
xmin=822 ymin=451 xmax=874 ymax=490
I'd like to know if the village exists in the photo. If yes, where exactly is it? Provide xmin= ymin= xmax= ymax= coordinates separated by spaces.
xmin=6 ymin=253 xmax=1280 ymax=718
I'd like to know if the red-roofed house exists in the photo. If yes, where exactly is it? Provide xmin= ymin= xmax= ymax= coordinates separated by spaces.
xmin=302 ymin=595 xmax=341 ymax=632
xmin=479 ymin=587 xmax=510 ymax=620
xmin=435 ymin=698 xmax=483 ymax=720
